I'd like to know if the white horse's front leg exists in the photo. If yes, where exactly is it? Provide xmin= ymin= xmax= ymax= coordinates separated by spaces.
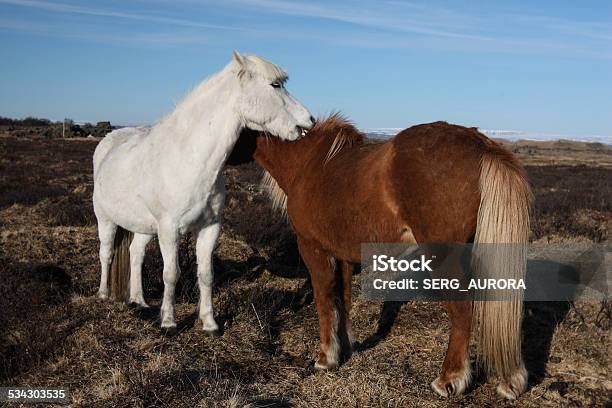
xmin=158 ymin=223 xmax=180 ymax=330
xmin=129 ymin=233 xmax=153 ymax=307
xmin=196 ymin=222 xmax=221 ymax=335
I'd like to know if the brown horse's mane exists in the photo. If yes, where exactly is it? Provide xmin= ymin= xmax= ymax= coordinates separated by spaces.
xmin=228 ymin=113 xmax=366 ymax=217
xmin=259 ymin=113 xmax=365 ymax=216
xmin=314 ymin=112 xmax=365 ymax=163
xmin=226 ymin=112 xmax=365 ymax=167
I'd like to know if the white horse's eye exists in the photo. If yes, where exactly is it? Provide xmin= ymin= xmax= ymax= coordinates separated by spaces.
xmin=271 ymin=82 xmax=282 ymax=88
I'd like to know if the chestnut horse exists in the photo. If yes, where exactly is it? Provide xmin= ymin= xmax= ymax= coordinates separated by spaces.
xmin=229 ymin=114 xmax=532 ymax=399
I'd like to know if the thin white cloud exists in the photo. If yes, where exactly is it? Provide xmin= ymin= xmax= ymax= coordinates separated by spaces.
xmin=231 ymin=0 xmax=612 ymax=42
xmin=0 ymin=0 xmax=241 ymax=31
xmin=228 ymin=0 xmax=487 ymax=40
xmin=0 ymin=17 xmax=217 ymax=46
xmin=1 ymin=0 xmax=611 ymax=58
xmin=224 ymin=0 xmax=612 ymax=58
xmin=510 ymin=14 xmax=612 ymax=42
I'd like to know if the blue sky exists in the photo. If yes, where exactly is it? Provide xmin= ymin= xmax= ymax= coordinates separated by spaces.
xmin=0 ymin=0 xmax=611 ymax=136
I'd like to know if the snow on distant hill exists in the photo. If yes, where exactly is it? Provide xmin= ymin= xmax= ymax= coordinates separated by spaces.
xmin=365 ymin=127 xmax=612 ymax=145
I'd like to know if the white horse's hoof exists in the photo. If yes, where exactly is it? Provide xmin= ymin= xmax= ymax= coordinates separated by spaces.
xmin=201 ymin=320 xmax=219 ymax=331
xmin=128 ymin=300 xmax=149 ymax=309
xmin=160 ymin=322 xmax=178 ymax=337
xmin=98 ymin=290 xmax=109 ymax=300
xmin=161 ymin=327 xmax=178 ymax=337
xmin=203 ymin=329 xmax=221 ymax=337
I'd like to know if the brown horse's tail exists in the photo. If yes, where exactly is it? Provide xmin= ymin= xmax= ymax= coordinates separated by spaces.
xmin=110 ymin=226 xmax=133 ymax=302
xmin=472 ymin=149 xmax=532 ymax=388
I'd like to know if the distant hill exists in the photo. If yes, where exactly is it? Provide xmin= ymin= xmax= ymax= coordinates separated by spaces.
xmin=0 ymin=116 xmax=115 ymax=138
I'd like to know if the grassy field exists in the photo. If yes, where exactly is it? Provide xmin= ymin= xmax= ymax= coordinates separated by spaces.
xmin=0 ymin=134 xmax=610 ymax=407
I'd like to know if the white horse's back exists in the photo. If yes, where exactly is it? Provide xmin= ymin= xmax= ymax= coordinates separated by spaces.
xmin=93 ymin=127 xmax=150 ymax=179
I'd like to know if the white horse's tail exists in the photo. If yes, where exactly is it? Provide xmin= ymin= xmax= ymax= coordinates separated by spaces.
xmin=110 ymin=226 xmax=133 ymax=302
xmin=472 ymin=149 xmax=532 ymax=396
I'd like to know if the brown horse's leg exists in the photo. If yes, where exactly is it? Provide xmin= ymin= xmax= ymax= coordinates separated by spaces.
xmin=297 ymin=237 xmax=340 ymax=370
xmin=431 ymin=300 xmax=473 ymax=397
xmin=340 ymin=261 xmax=355 ymax=351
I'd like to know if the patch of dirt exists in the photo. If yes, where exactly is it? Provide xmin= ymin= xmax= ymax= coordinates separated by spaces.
xmin=0 ymin=135 xmax=610 ymax=407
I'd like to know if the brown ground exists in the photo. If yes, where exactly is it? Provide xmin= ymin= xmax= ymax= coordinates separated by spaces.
xmin=0 ymin=134 xmax=610 ymax=407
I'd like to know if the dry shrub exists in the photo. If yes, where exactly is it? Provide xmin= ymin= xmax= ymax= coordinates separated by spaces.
xmin=0 ymin=261 xmax=73 ymax=379
xmin=34 ymin=193 xmax=96 ymax=227
xmin=527 ymin=165 xmax=611 ymax=241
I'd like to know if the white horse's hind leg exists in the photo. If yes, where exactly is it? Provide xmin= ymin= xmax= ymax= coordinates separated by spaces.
xmin=158 ymin=224 xmax=180 ymax=329
xmin=97 ymin=219 xmax=117 ymax=299
xmin=129 ymin=233 xmax=153 ymax=307
xmin=196 ymin=222 xmax=221 ymax=335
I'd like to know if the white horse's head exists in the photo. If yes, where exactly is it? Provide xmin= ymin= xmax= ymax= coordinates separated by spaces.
xmin=230 ymin=51 xmax=314 ymax=141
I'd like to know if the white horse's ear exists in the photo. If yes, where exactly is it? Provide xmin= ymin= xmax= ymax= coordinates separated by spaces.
xmin=232 ymin=50 xmax=245 ymax=67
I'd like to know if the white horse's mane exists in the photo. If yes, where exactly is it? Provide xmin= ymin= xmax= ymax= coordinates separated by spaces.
xmin=238 ymin=54 xmax=288 ymax=83
xmin=156 ymin=54 xmax=288 ymax=130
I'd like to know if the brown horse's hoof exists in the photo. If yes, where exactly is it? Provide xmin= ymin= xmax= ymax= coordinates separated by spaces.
xmin=497 ymin=365 xmax=527 ymax=399
xmin=431 ymin=369 xmax=471 ymax=398
xmin=497 ymin=383 xmax=520 ymax=400
xmin=314 ymin=355 xmax=339 ymax=371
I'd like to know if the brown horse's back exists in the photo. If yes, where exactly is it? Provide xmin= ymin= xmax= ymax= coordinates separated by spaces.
xmin=289 ymin=141 xmax=400 ymax=261
xmin=287 ymin=121 xmax=509 ymax=258
xmin=388 ymin=122 xmax=494 ymax=242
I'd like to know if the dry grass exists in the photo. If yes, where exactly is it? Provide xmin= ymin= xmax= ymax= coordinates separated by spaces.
xmin=496 ymin=139 xmax=612 ymax=167
xmin=0 ymin=134 xmax=610 ymax=407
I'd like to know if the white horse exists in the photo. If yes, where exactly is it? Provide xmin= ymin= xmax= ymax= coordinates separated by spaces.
xmin=93 ymin=51 xmax=314 ymax=334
